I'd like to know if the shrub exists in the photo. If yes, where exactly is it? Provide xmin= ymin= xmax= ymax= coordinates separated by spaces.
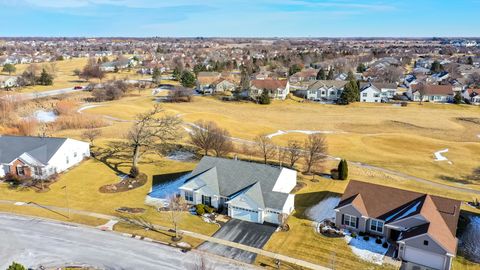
xmin=129 ymin=166 xmax=140 ymax=178
xmin=55 ymin=100 xmax=76 ymax=115
xmin=401 ymin=101 xmax=408 ymax=107
xmin=330 ymin=168 xmax=339 ymax=180
xmin=195 ymin=204 xmax=205 ymax=215
xmin=363 ymin=235 xmax=370 ymax=241
xmin=375 ymin=238 xmax=382 ymax=244
xmin=7 ymin=262 xmax=26 ymax=270
xmin=204 ymin=205 xmax=215 ymax=214
xmin=382 ymin=242 xmax=388 ymax=248
xmin=258 ymin=90 xmax=271 ymax=105
xmin=358 ymin=231 xmax=365 ymax=237
xmin=350 ymin=232 xmax=357 ymax=238
xmin=53 ymin=114 xmax=107 ymax=130
xmin=13 ymin=118 xmax=38 ymax=136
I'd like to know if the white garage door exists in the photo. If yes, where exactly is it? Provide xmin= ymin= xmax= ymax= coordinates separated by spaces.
xmin=404 ymin=246 xmax=445 ymax=270
xmin=264 ymin=210 xmax=280 ymax=224
xmin=230 ymin=206 xmax=259 ymax=223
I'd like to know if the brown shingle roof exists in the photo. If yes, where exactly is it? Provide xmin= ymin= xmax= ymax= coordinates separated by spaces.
xmin=251 ymin=79 xmax=288 ymax=90
xmin=337 ymin=180 xmax=460 ymax=254
xmin=412 ymin=84 xmax=453 ymax=96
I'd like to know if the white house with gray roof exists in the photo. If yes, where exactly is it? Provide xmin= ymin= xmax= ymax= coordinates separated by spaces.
xmin=0 ymin=135 xmax=90 ymax=179
xmin=179 ymin=156 xmax=296 ymax=224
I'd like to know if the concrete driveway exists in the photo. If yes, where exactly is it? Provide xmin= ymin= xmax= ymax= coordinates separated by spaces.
xmin=199 ymin=219 xmax=277 ymax=263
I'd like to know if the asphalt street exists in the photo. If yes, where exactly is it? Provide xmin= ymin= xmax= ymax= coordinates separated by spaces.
xmin=0 ymin=213 xmax=253 ymax=270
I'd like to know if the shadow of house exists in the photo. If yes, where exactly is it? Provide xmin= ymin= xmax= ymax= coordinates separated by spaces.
xmin=439 ymin=167 xmax=480 ymax=185
xmin=149 ymin=171 xmax=192 ymax=199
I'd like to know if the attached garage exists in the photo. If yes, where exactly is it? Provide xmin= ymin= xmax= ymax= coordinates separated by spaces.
xmin=230 ymin=206 xmax=259 ymax=223
xmin=403 ymin=246 xmax=446 ymax=270
xmin=264 ymin=209 xmax=281 ymax=224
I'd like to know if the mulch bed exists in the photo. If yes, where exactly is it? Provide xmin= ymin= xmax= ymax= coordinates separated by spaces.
xmin=99 ymin=173 xmax=147 ymax=193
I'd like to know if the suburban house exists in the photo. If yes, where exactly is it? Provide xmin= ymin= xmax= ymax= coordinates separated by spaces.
xmin=100 ymin=58 xmax=137 ymax=72
xmin=464 ymin=88 xmax=480 ymax=104
xmin=409 ymin=84 xmax=454 ymax=103
xmin=294 ymin=80 xmax=346 ymax=102
xmin=179 ymin=156 xmax=296 ymax=224
xmin=289 ymin=69 xmax=318 ymax=83
xmin=360 ymin=82 xmax=397 ymax=102
xmin=335 ymin=181 xmax=460 ymax=270
xmin=249 ymin=79 xmax=290 ymax=100
xmin=0 ymin=75 xmax=19 ymax=89
xmin=212 ymin=78 xmax=236 ymax=93
xmin=360 ymin=84 xmax=382 ymax=102
xmin=0 ymin=135 xmax=90 ymax=179
xmin=196 ymin=71 xmax=221 ymax=93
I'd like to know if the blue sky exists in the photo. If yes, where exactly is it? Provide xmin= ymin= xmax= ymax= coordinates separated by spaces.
xmin=0 ymin=0 xmax=479 ymax=37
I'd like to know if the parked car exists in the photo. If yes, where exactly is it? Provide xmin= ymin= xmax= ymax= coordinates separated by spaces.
xmin=73 ymin=86 xmax=83 ymax=90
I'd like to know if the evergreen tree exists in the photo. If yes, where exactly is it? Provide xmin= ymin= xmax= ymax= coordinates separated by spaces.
xmin=346 ymin=70 xmax=355 ymax=81
xmin=356 ymin=63 xmax=366 ymax=73
xmin=152 ymin=67 xmax=161 ymax=84
xmin=180 ymin=70 xmax=196 ymax=88
xmin=430 ymin=60 xmax=443 ymax=73
xmin=337 ymin=159 xmax=348 ymax=180
xmin=239 ymin=67 xmax=250 ymax=92
xmin=453 ymin=91 xmax=462 ymax=104
xmin=2 ymin=63 xmax=16 ymax=75
xmin=113 ymin=65 xmax=119 ymax=73
xmin=467 ymin=56 xmax=473 ymax=65
xmin=338 ymin=80 xmax=359 ymax=105
xmin=316 ymin=68 xmax=326 ymax=80
xmin=327 ymin=68 xmax=334 ymax=80
xmin=172 ymin=67 xmax=181 ymax=80
xmin=37 ymin=68 xmax=53 ymax=85
xmin=258 ymin=89 xmax=271 ymax=104
xmin=289 ymin=64 xmax=302 ymax=76
xmin=7 ymin=262 xmax=26 ymax=270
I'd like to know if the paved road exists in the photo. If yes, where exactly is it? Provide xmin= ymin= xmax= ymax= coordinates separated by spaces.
xmin=0 ymin=213 xmax=253 ymax=270
xmin=2 ymin=87 xmax=83 ymax=101
xmin=199 ymin=219 xmax=277 ymax=263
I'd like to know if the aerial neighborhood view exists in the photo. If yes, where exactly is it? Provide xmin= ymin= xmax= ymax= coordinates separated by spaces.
xmin=1 ymin=1 xmax=480 ymax=270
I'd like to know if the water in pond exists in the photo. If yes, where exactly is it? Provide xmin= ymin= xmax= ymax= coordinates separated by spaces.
xmin=34 ymin=110 xmax=57 ymax=123
xmin=458 ymin=214 xmax=480 ymax=263
xmin=148 ymin=171 xmax=192 ymax=199
xmin=305 ymin=196 xmax=341 ymax=222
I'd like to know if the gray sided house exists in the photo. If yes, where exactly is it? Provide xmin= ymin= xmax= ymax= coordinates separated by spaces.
xmin=294 ymin=80 xmax=346 ymax=102
xmin=335 ymin=181 xmax=460 ymax=270
xmin=179 ymin=157 xmax=296 ymax=224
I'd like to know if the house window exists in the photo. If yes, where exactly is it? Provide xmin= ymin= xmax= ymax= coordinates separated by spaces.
xmin=343 ymin=214 xmax=357 ymax=228
xmin=34 ymin=167 xmax=43 ymax=176
xmin=362 ymin=93 xmax=367 ymax=97
xmin=74 ymin=152 xmax=78 ymax=158
xmin=423 ymin=240 xmax=429 ymax=246
xmin=370 ymin=219 xmax=384 ymax=233
xmin=16 ymin=166 xmax=25 ymax=176
xmin=202 ymin=195 xmax=212 ymax=206
xmin=321 ymin=90 xmax=326 ymax=95
xmin=184 ymin=191 xmax=193 ymax=202
xmin=66 ymin=156 xmax=69 ymax=164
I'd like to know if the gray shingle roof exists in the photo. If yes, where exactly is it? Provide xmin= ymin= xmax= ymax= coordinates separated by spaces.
xmin=187 ymin=156 xmax=291 ymax=210
xmin=0 ymin=135 xmax=67 ymax=165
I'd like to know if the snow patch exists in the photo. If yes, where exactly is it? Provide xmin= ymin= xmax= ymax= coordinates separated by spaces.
xmin=97 ymin=219 xmax=118 ymax=231
xmin=33 ymin=110 xmax=57 ymax=123
xmin=266 ymin=129 xmax=338 ymax=139
xmin=434 ymin=149 xmax=452 ymax=164
xmin=77 ymin=104 xmax=103 ymax=113
xmin=344 ymin=233 xmax=389 ymax=265
xmin=166 ymin=150 xmax=195 ymax=161
xmin=305 ymin=196 xmax=341 ymax=223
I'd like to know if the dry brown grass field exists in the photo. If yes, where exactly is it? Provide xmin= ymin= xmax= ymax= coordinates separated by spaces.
xmin=0 ymin=57 xmax=147 ymax=93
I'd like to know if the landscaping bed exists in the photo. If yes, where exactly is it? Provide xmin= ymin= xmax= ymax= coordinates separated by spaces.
xmin=99 ymin=173 xmax=147 ymax=193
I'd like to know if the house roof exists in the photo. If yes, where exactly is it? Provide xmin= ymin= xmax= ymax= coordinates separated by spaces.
xmin=251 ymin=79 xmax=288 ymax=91
xmin=306 ymin=80 xmax=347 ymax=90
xmin=197 ymin=72 xmax=221 ymax=85
xmin=185 ymin=156 xmax=293 ymax=210
xmin=412 ymin=84 xmax=453 ymax=96
xmin=291 ymin=69 xmax=318 ymax=78
xmin=336 ymin=180 xmax=460 ymax=254
xmin=0 ymin=135 xmax=67 ymax=165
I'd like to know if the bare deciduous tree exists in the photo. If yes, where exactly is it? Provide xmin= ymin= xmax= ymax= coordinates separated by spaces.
xmin=286 ymin=140 xmax=302 ymax=168
xmin=303 ymin=134 xmax=327 ymax=173
xmin=168 ymin=195 xmax=188 ymax=241
xmin=189 ymin=121 xmax=217 ymax=156
xmin=127 ymin=105 xmax=182 ymax=168
xmin=81 ymin=128 xmax=102 ymax=146
xmin=255 ymin=134 xmax=276 ymax=164
xmin=211 ymin=128 xmax=234 ymax=157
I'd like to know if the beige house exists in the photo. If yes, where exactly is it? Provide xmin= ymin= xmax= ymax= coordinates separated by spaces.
xmin=250 ymin=79 xmax=290 ymax=100
xmin=335 ymin=181 xmax=460 ymax=270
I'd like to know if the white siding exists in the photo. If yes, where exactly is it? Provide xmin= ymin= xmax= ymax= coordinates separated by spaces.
xmin=282 ymin=194 xmax=295 ymax=214
xmin=45 ymin=138 xmax=90 ymax=176
xmin=403 ymin=246 xmax=448 ymax=270
xmin=272 ymin=168 xmax=297 ymax=193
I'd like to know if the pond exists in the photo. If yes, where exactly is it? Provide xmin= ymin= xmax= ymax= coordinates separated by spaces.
xmin=33 ymin=110 xmax=57 ymax=123
xmin=305 ymin=195 xmax=341 ymax=222
xmin=147 ymin=171 xmax=192 ymax=200
xmin=458 ymin=214 xmax=480 ymax=263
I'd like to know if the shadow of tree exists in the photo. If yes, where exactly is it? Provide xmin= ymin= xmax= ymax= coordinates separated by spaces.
xmin=439 ymin=167 xmax=480 ymax=185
